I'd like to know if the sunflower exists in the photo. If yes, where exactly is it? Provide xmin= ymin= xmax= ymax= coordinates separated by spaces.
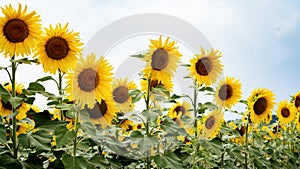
xmin=0 ymin=83 xmax=30 ymax=120
xmin=112 ymin=78 xmax=137 ymax=113
xmin=119 ymin=119 xmax=135 ymax=131
xmin=269 ymin=124 xmax=285 ymax=139
xmin=66 ymin=53 xmax=113 ymax=108
xmin=140 ymin=77 xmax=173 ymax=100
xmin=84 ymin=97 xmax=117 ymax=129
xmin=16 ymin=121 xmax=34 ymax=136
xmin=189 ymin=48 xmax=223 ymax=86
xmin=168 ymin=101 xmax=192 ymax=117
xmin=292 ymin=91 xmax=300 ymax=112
xmin=215 ymin=76 xmax=242 ymax=108
xmin=167 ymin=109 xmax=183 ymax=127
xmin=0 ymin=4 xmax=42 ymax=57
xmin=142 ymin=36 xmax=182 ymax=82
xmin=295 ymin=113 xmax=300 ymax=131
xmin=276 ymin=100 xmax=295 ymax=124
xmin=177 ymin=125 xmax=194 ymax=145
xmin=35 ymin=23 xmax=82 ymax=74
xmin=247 ymin=88 xmax=275 ymax=124
xmin=199 ymin=109 xmax=224 ymax=139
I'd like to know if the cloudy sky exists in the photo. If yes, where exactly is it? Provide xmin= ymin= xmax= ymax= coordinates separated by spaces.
xmin=0 ymin=0 xmax=299 ymax=120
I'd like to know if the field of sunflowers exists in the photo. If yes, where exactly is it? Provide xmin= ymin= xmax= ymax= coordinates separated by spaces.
xmin=0 ymin=3 xmax=300 ymax=169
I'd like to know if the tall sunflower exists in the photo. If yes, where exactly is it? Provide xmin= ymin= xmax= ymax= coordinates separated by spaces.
xmin=35 ymin=23 xmax=82 ymax=74
xmin=66 ymin=53 xmax=113 ymax=108
xmin=168 ymin=101 xmax=192 ymax=117
xmin=142 ymin=36 xmax=182 ymax=82
xmin=292 ymin=91 xmax=300 ymax=112
xmin=84 ymin=97 xmax=117 ymax=129
xmin=189 ymin=48 xmax=223 ymax=86
xmin=0 ymin=83 xmax=30 ymax=120
xmin=215 ymin=76 xmax=242 ymax=108
xmin=199 ymin=109 xmax=224 ymax=139
xmin=0 ymin=4 xmax=41 ymax=57
xmin=112 ymin=78 xmax=137 ymax=113
xmin=247 ymin=88 xmax=275 ymax=124
xmin=276 ymin=100 xmax=295 ymax=124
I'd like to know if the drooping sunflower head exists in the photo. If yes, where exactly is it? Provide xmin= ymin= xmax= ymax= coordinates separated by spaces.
xmin=168 ymin=101 xmax=192 ymax=118
xmin=66 ymin=53 xmax=113 ymax=108
xmin=215 ymin=76 xmax=242 ymax=108
xmin=84 ymin=97 xmax=117 ymax=129
xmin=112 ymin=78 xmax=137 ymax=113
xmin=189 ymin=48 xmax=223 ymax=86
xmin=142 ymin=36 xmax=182 ymax=82
xmin=247 ymin=88 xmax=275 ymax=124
xmin=276 ymin=100 xmax=295 ymax=124
xmin=35 ymin=23 xmax=83 ymax=74
xmin=0 ymin=83 xmax=30 ymax=120
xmin=0 ymin=3 xmax=42 ymax=57
xmin=292 ymin=91 xmax=300 ymax=112
xmin=140 ymin=77 xmax=173 ymax=100
xmin=16 ymin=121 xmax=34 ymax=136
xmin=199 ymin=109 xmax=224 ymax=139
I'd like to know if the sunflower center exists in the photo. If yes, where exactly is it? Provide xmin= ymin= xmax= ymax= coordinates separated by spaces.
xmin=253 ymin=97 xmax=267 ymax=115
xmin=151 ymin=48 xmax=169 ymax=71
xmin=150 ymin=79 xmax=162 ymax=91
xmin=137 ymin=124 xmax=142 ymax=129
xmin=281 ymin=108 xmax=290 ymax=118
xmin=205 ymin=116 xmax=215 ymax=129
xmin=218 ymin=84 xmax=233 ymax=101
xmin=1 ymin=100 xmax=13 ymax=110
xmin=45 ymin=37 xmax=69 ymax=60
xmin=295 ymin=96 xmax=300 ymax=108
xmin=174 ymin=106 xmax=186 ymax=116
xmin=78 ymin=68 xmax=99 ymax=92
xmin=113 ymin=86 xmax=129 ymax=103
xmin=238 ymin=126 xmax=246 ymax=136
xmin=173 ymin=117 xmax=181 ymax=125
xmin=3 ymin=19 xmax=29 ymax=43
xmin=86 ymin=101 xmax=107 ymax=119
xmin=272 ymin=125 xmax=281 ymax=134
xmin=195 ymin=57 xmax=212 ymax=76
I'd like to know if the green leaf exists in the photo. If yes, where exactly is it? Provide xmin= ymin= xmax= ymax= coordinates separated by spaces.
xmin=62 ymin=154 xmax=87 ymax=169
xmin=129 ymin=89 xmax=144 ymax=103
xmin=201 ymin=138 xmax=223 ymax=156
xmin=8 ymin=96 xmax=23 ymax=109
xmin=87 ymin=155 xmax=110 ymax=169
xmin=130 ymin=130 xmax=143 ymax=138
xmin=0 ymin=122 xmax=6 ymax=143
xmin=170 ymin=94 xmax=182 ymax=100
xmin=33 ymin=110 xmax=54 ymax=128
xmin=154 ymin=151 xmax=183 ymax=169
xmin=199 ymin=86 xmax=215 ymax=92
xmin=18 ymin=128 xmax=52 ymax=150
xmin=0 ymin=84 xmax=11 ymax=102
xmin=79 ymin=122 xmax=96 ymax=137
xmin=0 ymin=153 xmax=22 ymax=169
xmin=27 ymin=82 xmax=45 ymax=92
xmin=55 ymin=124 xmax=76 ymax=148
xmin=12 ymin=58 xmax=38 ymax=64
xmin=36 ymin=76 xmax=56 ymax=82
xmin=130 ymin=54 xmax=145 ymax=59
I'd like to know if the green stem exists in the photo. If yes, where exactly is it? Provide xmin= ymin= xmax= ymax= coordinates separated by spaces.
xmin=145 ymin=78 xmax=151 ymax=169
xmin=73 ymin=106 xmax=79 ymax=167
xmin=245 ymin=113 xmax=250 ymax=169
xmin=11 ymin=56 xmax=17 ymax=158
xmin=192 ymin=80 xmax=199 ymax=168
xmin=58 ymin=69 xmax=64 ymax=121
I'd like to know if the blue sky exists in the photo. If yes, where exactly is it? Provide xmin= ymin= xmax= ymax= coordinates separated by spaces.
xmin=0 ymin=0 xmax=299 ymax=120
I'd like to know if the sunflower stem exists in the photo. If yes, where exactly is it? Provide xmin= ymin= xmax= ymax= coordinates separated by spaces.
xmin=192 ymin=80 xmax=199 ymax=168
xmin=145 ymin=77 xmax=151 ymax=169
xmin=245 ymin=113 xmax=250 ymax=169
xmin=58 ymin=69 xmax=64 ymax=121
xmin=73 ymin=106 xmax=79 ymax=167
xmin=11 ymin=55 xmax=18 ymax=158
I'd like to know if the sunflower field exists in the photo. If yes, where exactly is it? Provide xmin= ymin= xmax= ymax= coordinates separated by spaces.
xmin=0 ymin=3 xmax=300 ymax=169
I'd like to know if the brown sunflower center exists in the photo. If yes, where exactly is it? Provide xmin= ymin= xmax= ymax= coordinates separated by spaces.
xmin=151 ymin=48 xmax=169 ymax=71
xmin=195 ymin=57 xmax=212 ymax=76
xmin=86 ymin=101 xmax=107 ymax=119
xmin=272 ymin=125 xmax=281 ymax=134
xmin=113 ymin=86 xmax=129 ymax=103
xmin=174 ymin=106 xmax=186 ymax=116
xmin=3 ymin=19 xmax=29 ymax=43
xmin=78 ymin=68 xmax=99 ymax=92
xmin=1 ymin=100 xmax=13 ymax=110
xmin=137 ymin=124 xmax=142 ymax=129
xmin=218 ymin=84 xmax=233 ymax=101
xmin=45 ymin=37 xmax=69 ymax=60
xmin=295 ymin=96 xmax=300 ymax=108
xmin=238 ymin=126 xmax=246 ymax=136
xmin=150 ymin=79 xmax=162 ymax=91
xmin=205 ymin=116 xmax=215 ymax=129
xmin=281 ymin=108 xmax=290 ymax=118
xmin=253 ymin=97 xmax=267 ymax=115
xmin=173 ymin=117 xmax=181 ymax=125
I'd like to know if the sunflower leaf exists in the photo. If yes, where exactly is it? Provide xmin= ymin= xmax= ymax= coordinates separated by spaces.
xmin=199 ymin=86 xmax=215 ymax=92
xmin=0 ymin=122 xmax=6 ymax=144
xmin=35 ymin=76 xmax=56 ymax=83
xmin=130 ymin=54 xmax=145 ymax=59
xmin=87 ymin=155 xmax=110 ymax=169
xmin=55 ymin=124 xmax=76 ymax=148
xmin=8 ymin=96 xmax=23 ymax=109
xmin=62 ymin=154 xmax=88 ymax=169
xmin=129 ymin=89 xmax=144 ymax=103
xmin=79 ymin=122 xmax=96 ymax=137
xmin=154 ymin=151 xmax=183 ymax=169
xmin=18 ymin=127 xmax=52 ymax=150
xmin=0 ymin=84 xmax=11 ymax=102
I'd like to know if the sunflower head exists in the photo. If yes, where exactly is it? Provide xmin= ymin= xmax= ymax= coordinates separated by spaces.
xmin=199 ymin=109 xmax=224 ymax=139
xmin=66 ymin=53 xmax=113 ymax=108
xmin=140 ymin=77 xmax=173 ymax=101
xmin=35 ymin=23 xmax=83 ymax=74
xmin=142 ymin=36 xmax=182 ymax=82
xmin=247 ymin=88 xmax=275 ymax=124
xmin=295 ymin=113 xmax=300 ymax=131
xmin=84 ymin=98 xmax=117 ymax=129
xmin=0 ymin=3 xmax=42 ymax=57
xmin=112 ymin=78 xmax=137 ymax=113
xmin=16 ymin=121 xmax=34 ymax=136
xmin=292 ymin=91 xmax=300 ymax=112
xmin=168 ymin=101 xmax=192 ymax=118
xmin=215 ymin=76 xmax=242 ymax=108
xmin=189 ymin=48 xmax=223 ymax=86
xmin=276 ymin=100 xmax=295 ymax=124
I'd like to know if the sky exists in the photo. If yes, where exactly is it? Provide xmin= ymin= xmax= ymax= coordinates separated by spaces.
xmin=0 ymin=0 xmax=299 ymax=120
